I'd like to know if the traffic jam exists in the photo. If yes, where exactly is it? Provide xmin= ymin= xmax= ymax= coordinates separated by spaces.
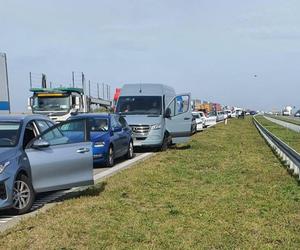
xmin=1 ymin=82 xmax=210 ymax=215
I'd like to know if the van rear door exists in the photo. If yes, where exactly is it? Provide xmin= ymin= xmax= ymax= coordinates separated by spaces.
xmin=165 ymin=94 xmax=192 ymax=144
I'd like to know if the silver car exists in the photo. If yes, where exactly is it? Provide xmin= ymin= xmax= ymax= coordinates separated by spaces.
xmin=0 ymin=115 xmax=93 ymax=214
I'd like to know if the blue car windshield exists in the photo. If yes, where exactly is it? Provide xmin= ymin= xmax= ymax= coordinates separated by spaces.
xmin=116 ymin=96 xmax=162 ymax=115
xmin=0 ymin=122 xmax=21 ymax=147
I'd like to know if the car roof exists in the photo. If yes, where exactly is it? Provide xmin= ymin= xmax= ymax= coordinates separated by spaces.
xmin=0 ymin=114 xmax=51 ymax=123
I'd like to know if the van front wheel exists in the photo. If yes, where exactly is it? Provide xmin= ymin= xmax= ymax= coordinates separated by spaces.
xmin=160 ymin=134 xmax=169 ymax=151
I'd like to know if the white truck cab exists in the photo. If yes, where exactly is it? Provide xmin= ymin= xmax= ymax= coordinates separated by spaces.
xmin=116 ymin=84 xmax=192 ymax=149
xmin=28 ymin=87 xmax=111 ymax=122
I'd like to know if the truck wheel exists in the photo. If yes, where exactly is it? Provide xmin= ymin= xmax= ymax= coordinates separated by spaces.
xmin=106 ymin=146 xmax=114 ymax=167
xmin=11 ymin=175 xmax=35 ymax=215
xmin=126 ymin=141 xmax=134 ymax=159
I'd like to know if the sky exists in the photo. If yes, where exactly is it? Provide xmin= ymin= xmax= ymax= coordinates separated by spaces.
xmin=1 ymin=0 xmax=300 ymax=112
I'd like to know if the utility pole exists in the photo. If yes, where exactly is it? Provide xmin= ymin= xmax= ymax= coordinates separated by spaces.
xmin=88 ymin=80 xmax=91 ymax=96
xmin=97 ymin=83 xmax=100 ymax=98
xmin=81 ymin=72 xmax=85 ymax=94
xmin=102 ymin=83 xmax=105 ymax=99
xmin=72 ymin=71 xmax=75 ymax=87
xmin=42 ymin=74 xmax=47 ymax=88
xmin=29 ymin=72 xmax=32 ymax=88
xmin=106 ymin=84 xmax=109 ymax=100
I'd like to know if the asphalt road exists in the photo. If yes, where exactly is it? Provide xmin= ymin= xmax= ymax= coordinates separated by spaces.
xmin=264 ymin=116 xmax=300 ymax=133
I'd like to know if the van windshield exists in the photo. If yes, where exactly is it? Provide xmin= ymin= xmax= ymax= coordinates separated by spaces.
xmin=116 ymin=96 xmax=162 ymax=115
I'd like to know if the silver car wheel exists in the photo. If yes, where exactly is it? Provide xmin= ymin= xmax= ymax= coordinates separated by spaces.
xmin=13 ymin=180 xmax=31 ymax=210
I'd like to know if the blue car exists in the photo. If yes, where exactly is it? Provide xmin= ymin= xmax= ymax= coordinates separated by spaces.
xmin=0 ymin=115 xmax=94 ymax=214
xmin=69 ymin=113 xmax=134 ymax=166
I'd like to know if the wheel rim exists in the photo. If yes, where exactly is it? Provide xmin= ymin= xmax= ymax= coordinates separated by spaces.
xmin=129 ymin=142 xmax=133 ymax=157
xmin=109 ymin=148 xmax=114 ymax=165
xmin=13 ymin=180 xmax=30 ymax=210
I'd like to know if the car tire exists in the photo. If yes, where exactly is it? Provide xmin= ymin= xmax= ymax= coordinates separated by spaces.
xmin=126 ymin=140 xmax=134 ymax=159
xmin=160 ymin=134 xmax=169 ymax=151
xmin=10 ymin=174 xmax=35 ymax=215
xmin=106 ymin=146 xmax=114 ymax=167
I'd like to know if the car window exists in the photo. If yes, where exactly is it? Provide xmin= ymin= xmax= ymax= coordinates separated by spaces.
xmin=35 ymin=120 xmax=51 ymax=133
xmin=168 ymin=95 xmax=190 ymax=117
xmin=118 ymin=116 xmax=128 ymax=128
xmin=89 ymin=118 xmax=108 ymax=132
xmin=41 ymin=119 xmax=86 ymax=145
xmin=111 ymin=116 xmax=121 ymax=128
xmin=23 ymin=122 xmax=39 ymax=149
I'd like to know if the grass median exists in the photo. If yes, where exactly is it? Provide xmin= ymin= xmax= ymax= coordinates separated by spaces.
xmin=0 ymin=117 xmax=300 ymax=249
xmin=255 ymin=115 xmax=300 ymax=153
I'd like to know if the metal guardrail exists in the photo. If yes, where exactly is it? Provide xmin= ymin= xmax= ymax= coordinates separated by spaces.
xmin=253 ymin=116 xmax=300 ymax=179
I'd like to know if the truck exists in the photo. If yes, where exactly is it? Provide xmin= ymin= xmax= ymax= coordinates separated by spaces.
xmin=115 ymin=83 xmax=192 ymax=150
xmin=282 ymin=106 xmax=292 ymax=116
xmin=28 ymin=87 xmax=111 ymax=122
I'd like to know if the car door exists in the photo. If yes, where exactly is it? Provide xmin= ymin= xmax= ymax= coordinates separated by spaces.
xmin=110 ymin=116 xmax=124 ymax=158
xmin=25 ymin=118 xmax=94 ymax=193
xmin=165 ymin=94 xmax=192 ymax=144
xmin=117 ymin=115 xmax=131 ymax=155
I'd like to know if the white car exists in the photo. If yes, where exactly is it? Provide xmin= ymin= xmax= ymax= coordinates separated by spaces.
xmin=224 ymin=110 xmax=232 ymax=118
xmin=205 ymin=112 xmax=217 ymax=127
xmin=192 ymin=112 xmax=204 ymax=131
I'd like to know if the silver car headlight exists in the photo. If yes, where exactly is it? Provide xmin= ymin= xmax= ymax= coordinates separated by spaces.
xmin=0 ymin=161 xmax=10 ymax=174
xmin=151 ymin=124 xmax=161 ymax=130
xmin=94 ymin=141 xmax=105 ymax=148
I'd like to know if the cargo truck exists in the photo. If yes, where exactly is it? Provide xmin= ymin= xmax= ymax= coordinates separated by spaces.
xmin=28 ymin=87 xmax=111 ymax=122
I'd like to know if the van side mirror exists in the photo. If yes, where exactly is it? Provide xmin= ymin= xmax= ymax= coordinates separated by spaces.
xmin=165 ymin=108 xmax=171 ymax=118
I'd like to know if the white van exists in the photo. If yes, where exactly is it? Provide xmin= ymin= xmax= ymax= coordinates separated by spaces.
xmin=116 ymin=84 xmax=192 ymax=150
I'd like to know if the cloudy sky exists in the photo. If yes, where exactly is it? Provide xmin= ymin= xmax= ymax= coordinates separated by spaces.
xmin=1 ymin=0 xmax=300 ymax=112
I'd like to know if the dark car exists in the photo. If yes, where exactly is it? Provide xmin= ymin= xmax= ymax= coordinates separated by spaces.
xmin=294 ymin=110 xmax=300 ymax=117
xmin=69 ymin=113 xmax=134 ymax=167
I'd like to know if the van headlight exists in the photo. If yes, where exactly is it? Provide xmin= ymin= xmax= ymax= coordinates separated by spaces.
xmin=151 ymin=124 xmax=161 ymax=130
xmin=0 ymin=161 xmax=10 ymax=174
xmin=94 ymin=141 xmax=105 ymax=148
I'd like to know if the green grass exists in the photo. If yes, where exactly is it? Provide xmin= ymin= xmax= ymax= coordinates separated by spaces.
xmin=268 ymin=115 xmax=300 ymax=126
xmin=255 ymin=115 xmax=300 ymax=153
xmin=0 ymin=118 xmax=300 ymax=249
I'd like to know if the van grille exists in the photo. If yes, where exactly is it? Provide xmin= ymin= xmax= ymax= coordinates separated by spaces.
xmin=130 ymin=125 xmax=150 ymax=136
